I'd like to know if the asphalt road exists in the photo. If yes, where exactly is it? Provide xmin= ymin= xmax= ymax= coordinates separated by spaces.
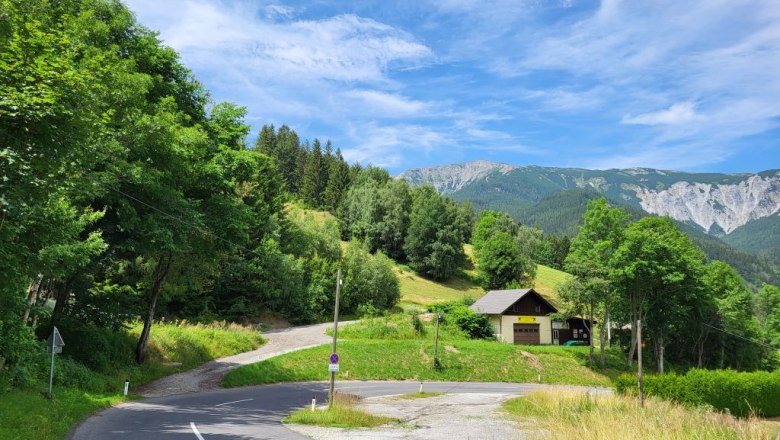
xmin=136 ymin=323 xmax=336 ymax=398
xmin=68 ymin=381 xmax=610 ymax=440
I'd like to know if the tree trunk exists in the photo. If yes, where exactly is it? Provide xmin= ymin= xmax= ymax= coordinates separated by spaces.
xmin=653 ymin=334 xmax=664 ymax=373
xmin=135 ymin=254 xmax=173 ymax=365
xmin=599 ymin=307 xmax=608 ymax=369
xmin=588 ymin=305 xmax=595 ymax=368
xmin=627 ymin=318 xmax=637 ymax=368
xmin=50 ymin=279 xmax=71 ymax=327
xmin=22 ymin=274 xmax=44 ymax=324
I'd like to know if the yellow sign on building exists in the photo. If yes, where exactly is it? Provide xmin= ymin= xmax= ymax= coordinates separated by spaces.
xmin=517 ymin=316 xmax=537 ymax=324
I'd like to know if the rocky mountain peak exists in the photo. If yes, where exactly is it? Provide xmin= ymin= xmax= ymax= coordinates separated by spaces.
xmin=397 ymin=160 xmax=517 ymax=194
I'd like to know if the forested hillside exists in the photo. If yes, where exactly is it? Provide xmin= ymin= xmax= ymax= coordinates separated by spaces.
xmin=0 ymin=0 xmax=481 ymax=389
xmin=401 ymin=164 xmax=780 ymax=288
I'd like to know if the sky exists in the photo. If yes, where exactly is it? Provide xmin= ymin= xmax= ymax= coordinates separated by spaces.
xmin=123 ymin=0 xmax=780 ymax=175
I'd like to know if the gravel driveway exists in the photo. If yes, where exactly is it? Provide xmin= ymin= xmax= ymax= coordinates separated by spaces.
xmin=136 ymin=322 xmax=336 ymax=398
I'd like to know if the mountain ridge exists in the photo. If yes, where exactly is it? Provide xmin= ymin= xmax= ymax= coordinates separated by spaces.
xmin=398 ymin=161 xmax=780 ymax=237
xmin=398 ymin=161 xmax=780 ymax=287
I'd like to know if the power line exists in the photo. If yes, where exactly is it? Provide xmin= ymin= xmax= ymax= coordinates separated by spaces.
xmin=701 ymin=322 xmax=775 ymax=350
xmin=106 ymin=184 xmax=266 ymax=259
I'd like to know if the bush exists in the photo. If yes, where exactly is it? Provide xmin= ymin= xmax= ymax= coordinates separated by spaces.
xmin=615 ymin=369 xmax=780 ymax=417
xmin=428 ymin=301 xmax=493 ymax=339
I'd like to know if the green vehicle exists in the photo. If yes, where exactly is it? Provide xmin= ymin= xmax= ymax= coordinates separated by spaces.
xmin=563 ymin=340 xmax=588 ymax=346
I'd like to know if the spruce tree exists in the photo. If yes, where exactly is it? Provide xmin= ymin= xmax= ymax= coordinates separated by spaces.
xmin=256 ymin=124 xmax=276 ymax=156
xmin=301 ymin=139 xmax=324 ymax=207
xmin=323 ymin=149 xmax=351 ymax=212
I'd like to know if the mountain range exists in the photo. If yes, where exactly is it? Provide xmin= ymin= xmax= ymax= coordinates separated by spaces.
xmin=398 ymin=161 xmax=780 ymax=287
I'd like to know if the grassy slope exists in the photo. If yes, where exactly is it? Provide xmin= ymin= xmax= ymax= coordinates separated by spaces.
xmin=396 ymin=259 xmax=570 ymax=308
xmin=533 ymin=264 xmax=572 ymax=307
xmin=224 ymin=339 xmax=625 ymax=388
xmin=0 ymin=323 xmax=264 ymax=440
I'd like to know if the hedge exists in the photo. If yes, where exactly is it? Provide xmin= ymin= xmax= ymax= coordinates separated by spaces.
xmin=615 ymin=369 xmax=780 ymax=417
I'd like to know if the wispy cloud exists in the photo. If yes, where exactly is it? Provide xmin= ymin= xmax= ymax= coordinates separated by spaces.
xmin=342 ymin=90 xmax=430 ymax=117
xmin=622 ymin=102 xmax=701 ymax=126
xmin=124 ymin=0 xmax=780 ymax=173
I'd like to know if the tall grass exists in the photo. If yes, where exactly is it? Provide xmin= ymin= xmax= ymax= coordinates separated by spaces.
xmin=503 ymin=390 xmax=774 ymax=439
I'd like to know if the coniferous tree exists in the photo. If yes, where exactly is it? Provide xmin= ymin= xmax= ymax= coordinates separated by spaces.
xmin=301 ymin=139 xmax=324 ymax=207
xmin=323 ymin=149 xmax=351 ymax=213
xmin=256 ymin=124 xmax=276 ymax=156
xmin=404 ymin=186 xmax=466 ymax=280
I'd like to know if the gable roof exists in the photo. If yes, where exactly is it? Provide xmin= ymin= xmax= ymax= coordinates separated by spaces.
xmin=469 ymin=288 xmax=559 ymax=315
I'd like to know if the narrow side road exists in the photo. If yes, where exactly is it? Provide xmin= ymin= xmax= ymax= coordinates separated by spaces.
xmin=136 ymin=322 xmax=335 ymax=398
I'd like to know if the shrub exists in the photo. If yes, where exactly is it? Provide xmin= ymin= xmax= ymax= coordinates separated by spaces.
xmin=615 ymin=369 xmax=780 ymax=417
xmin=428 ymin=301 xmax=493 ymax=339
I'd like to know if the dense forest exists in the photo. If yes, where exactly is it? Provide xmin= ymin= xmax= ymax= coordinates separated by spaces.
xmin=1 ymin=0 xmax=779 ymax=394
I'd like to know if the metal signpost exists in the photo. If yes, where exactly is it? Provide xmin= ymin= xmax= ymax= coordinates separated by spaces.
xmin=328 ymin=269 xmax=342 ymax=407
xmin=46 ymin=327 xmax=65 ymax=398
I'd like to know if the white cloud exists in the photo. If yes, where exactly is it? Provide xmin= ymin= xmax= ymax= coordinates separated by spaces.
xmin=622 ymin=101 xmax=701 ymax=126
xmin=342 ymin=122 xmax=447 ymax=168
xmin=125 ymin=0 xmax=433 ymax=83
xmin=343 ymin=90 xmax=429 ymax=117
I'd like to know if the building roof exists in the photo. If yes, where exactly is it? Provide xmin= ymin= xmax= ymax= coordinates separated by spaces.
xmin=469 ymin=288 xmax=559 ymax=315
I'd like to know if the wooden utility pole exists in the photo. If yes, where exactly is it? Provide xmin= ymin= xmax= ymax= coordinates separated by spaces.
xmin=637 ymin=319 xmax=644 ymax=408
xmin=433 ymin=313 xmax=441 ymax=368
xmin=328 ymin=268 xmax=342 ymax=407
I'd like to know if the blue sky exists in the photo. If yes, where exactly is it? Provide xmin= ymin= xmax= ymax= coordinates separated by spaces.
xmin=123 ymin=0 xmax=780 ymax=174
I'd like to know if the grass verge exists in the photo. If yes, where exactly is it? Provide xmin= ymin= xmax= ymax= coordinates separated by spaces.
xmin=502 ymin=390 xmax=776 ymax=440
xmin=224 ymin=339 xmax=626 ymax=388
xmin=284 ymin=391 xmax=397 ymax=428
xmin=395 ymin=391 xmax=444 ymax=399
xmin=285 ymin=405 xmax=395 ymax=428
xmin=0 ymin=322 xmax=264 ymax=440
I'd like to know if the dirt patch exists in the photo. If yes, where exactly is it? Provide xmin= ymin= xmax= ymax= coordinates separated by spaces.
xmin=519 ymin=351 xmax=543 ymax=373
xmin=445 ymin=345 xmax=459 ymax=353
xmin=286 ymin=393 xmax=545 ymax=439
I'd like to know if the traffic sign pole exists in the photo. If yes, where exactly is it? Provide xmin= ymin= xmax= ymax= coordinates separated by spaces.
xmin=328 ymin=269 xmax=342 ymax=408
xmin=47 ymin=326 xmax=64 ymax=399
xmin=48 ymin=340 xmax=55 ymax=398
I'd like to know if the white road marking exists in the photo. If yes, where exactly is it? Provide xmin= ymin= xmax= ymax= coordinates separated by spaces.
xmin=190 ymin=422 xmax=205 ymax=440
xmin=214 ymin=398 xmax=254 ymax=407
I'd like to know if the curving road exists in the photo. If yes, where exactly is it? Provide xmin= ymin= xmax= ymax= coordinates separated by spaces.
xmin=69 ymin=381 xmax=610 ymax=440
xmin=135 ymin=322 xmax=337 ymax=398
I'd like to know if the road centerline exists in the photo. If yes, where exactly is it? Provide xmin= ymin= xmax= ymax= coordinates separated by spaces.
xmin=190 ymin=422 xmax=205 ymax=440
xmin=214 ymin=398 xmax=254 ymax=407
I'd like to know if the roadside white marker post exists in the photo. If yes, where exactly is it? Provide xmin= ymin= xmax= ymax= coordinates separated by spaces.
xmin=419 ymin=382 xmax=423 ymax=393
xmin=328 ymin=269 xmax=342 ymax=408
xmin=311 ymin=395 xmax=316 ymax=411
xmin=637 ymin=319 xmax=644 ymax=408
xmin=124 ymin=380 xmax=129 ymax=396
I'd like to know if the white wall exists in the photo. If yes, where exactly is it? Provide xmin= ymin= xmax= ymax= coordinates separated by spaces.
xmin=493 ymin=314 xmax=553 ymax=344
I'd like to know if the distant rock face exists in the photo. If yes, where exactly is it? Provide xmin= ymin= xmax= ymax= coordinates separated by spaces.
xmin=399 ymin=160 xmax=780 ymax=237
xmin=397 ymin=160 xmax=517 ymax=194
xmin=632 ymin=176 xmax=780 ymax=234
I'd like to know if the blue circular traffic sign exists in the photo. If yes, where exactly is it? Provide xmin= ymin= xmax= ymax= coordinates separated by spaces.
xmin=330 ymin=353 xmax=339 ymax=364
